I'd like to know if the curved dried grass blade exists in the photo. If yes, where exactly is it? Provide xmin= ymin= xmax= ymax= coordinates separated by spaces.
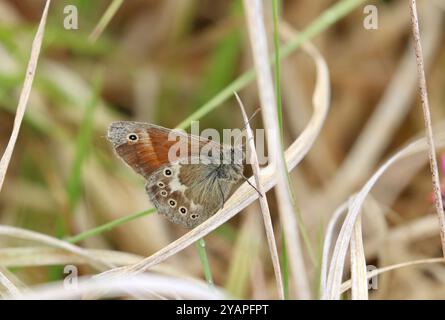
xmin=324 ymin=132 xmax=445 ymax=299
xmin=341 ymin=257 xmax=445 ymax=294
xmin=0 ymin=225 xmax=113 ymax=271
xmin=350 ymin=216 xmax=368 ymax=300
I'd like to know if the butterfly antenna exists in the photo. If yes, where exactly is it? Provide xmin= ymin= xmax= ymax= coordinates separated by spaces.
xmin=242 ymin=174 xmax=263 ymax=198
xmin=243 ymin=108 xmax=261 ymax=130
xmin=233 ymin=107 xmax=261 ymax=148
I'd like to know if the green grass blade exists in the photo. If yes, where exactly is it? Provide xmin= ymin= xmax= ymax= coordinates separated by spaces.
xmin=89 ymin=0 xmax=124 ymax=42
xmin=196 ymin=238 xmax=214 ymax=287
xmin=66 ymin=73 xmax=102 ymax=210
xmin=65 ymin=208 xmax=156 ymax=244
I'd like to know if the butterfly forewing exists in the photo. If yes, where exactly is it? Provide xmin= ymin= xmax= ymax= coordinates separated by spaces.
xmin=107 ymin=121 xmax=220 ymax=178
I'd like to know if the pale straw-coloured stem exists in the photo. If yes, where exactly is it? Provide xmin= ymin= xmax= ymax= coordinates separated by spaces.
xmin=234 ymin=92 xmax=284 ymax=299
xmin=0 ymin=0 xmax=51 ymax=193
xmin=242 ymin=0 xmax=310 ymax=299
xmin=409 ymin=0 xmax=445 ymax=257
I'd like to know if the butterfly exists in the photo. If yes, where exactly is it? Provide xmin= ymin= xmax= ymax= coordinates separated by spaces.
xmin=107 ymin=121 xmax=247 ymax=228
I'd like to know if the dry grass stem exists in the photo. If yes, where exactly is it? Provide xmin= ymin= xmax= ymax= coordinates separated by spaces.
xmin=0 ymin=0 xmax=51 ymax=193
xmin=242 ymin=0 xmax=309 ymax=299
xmin=0 ymin=247 xmax=142 ymax=267
xmin=409 ymin=0 xmax=445 ymax=257
xmin=350 ymin=215 xmax=368 ymax=300
xmin=0 ymin=225 xmax=113 ymax=271
xmin=11 ymin=274 xmax=225 ymax=300
xmin=0 ymin=267 xmax=20 ymax=298
xmin=234 ymin=92 xmax=284 ymax=299
xmin=341 ymin=258 xmax=445 ymax=294
xmin=320 ymin=201 xmax=349 ymax=295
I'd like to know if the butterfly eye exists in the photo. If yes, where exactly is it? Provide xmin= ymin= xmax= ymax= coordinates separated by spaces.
xmin=127 ymin=133 xmax=139 ymax=142
xmin=168 ymin=199 xmax=177 ymax=207
xmin=157 ymin=181 xmax=165 ymax=188
xmin=163 ymin=168 xmax=173 ymax=176
xmin=190 ymin=214 xmax=199 ymax=220
xmin=179 ymin=207 xmax=187 ymax=215
xmin=160 ymin=190 xmax=168 ymax=197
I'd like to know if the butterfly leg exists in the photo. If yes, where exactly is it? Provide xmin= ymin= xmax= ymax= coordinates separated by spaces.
xmin=242 ymin=174 xmax=263 ymax=198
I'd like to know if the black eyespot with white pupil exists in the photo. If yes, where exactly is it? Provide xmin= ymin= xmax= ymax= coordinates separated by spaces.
xmin=127 ymin=133 xmax=138 ymax=141
xmin=160 ymin=190 xmax=168 ymax=197
xmin=191 ymin=214 xmax=198 ymax=220
xmin=179 ymin=207 xmax=187 ymax=215
xmin=168 ymin=199 xmax=176 ymax=207
xmin=163 ymin=168 xmax=172 ymax=176
xmin=157 ymin=181 xmax=165 ymax=188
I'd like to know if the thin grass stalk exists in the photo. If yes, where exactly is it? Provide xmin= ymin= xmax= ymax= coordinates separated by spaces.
xmin=12 ymin=274 xmax=225 ymax=300
xmin=409 ymin=0 xmax=445 ymax=257
xmin=235 ymin=92 xmax=284 ymax=299
xmin=89 ymin=0 xmax=124 ymax=42
xmin=64 ymin=208 xmax=156 ymax=244
xmin=341 ymin=257 xmax=445 ymax=294
xmin=272 ymin=0 xmax=284 ymax=138
xmin=320 ymin=201 xmax=349 ymax=295
xmin=0 ymin=225 xmax=113 ymax=271
xmin=350 ymin=215 xmax=368 ymax=300
xmin=0 ymin=0 xmax=50 ymax=193
xmin=0 ymin=267 xmax=20 ymax=298
xmin=242 ymin=0 xmax=309 ymax=299
xmin=0 ymin=247 xmax=142 ymax=268
xmin=279 ymin=20 xmax=332 ymax=280
xmin=195 ymin=238 xmax=214 ymax=287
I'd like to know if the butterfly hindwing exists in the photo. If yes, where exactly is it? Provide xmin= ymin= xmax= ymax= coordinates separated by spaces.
xmin=145 ymin=163 xmax=208 ymax=228
xmin=145 ymin=161 xmax=243 ymax=228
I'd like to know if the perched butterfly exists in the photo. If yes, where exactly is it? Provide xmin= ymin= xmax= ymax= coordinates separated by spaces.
xmin=107 ymin=121 xmax=247 ymax=228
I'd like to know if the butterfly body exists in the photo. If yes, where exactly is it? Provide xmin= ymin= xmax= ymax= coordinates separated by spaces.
xmin=107 ymin=121 xmax=244 ymax=228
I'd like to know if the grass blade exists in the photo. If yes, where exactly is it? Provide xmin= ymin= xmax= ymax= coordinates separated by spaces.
xmin=0 ymin=225 xmax=112 ymax=271
xmin=350 ymin=215 xmax=368 ymax=300
xmin=242 ymin=0 xmax=310 ymax=299
xmin=235 ymin=92 xmax=284 ymax=299
xmin=89 ymin=0 xmax=124 ymax=42
xmin=409 ymin=0 xmax=445 ymax=257
xmin=0 ymin=0 xmax=51 ymax=193
xmin=195 ymin=238 xmax=214 ymax=287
